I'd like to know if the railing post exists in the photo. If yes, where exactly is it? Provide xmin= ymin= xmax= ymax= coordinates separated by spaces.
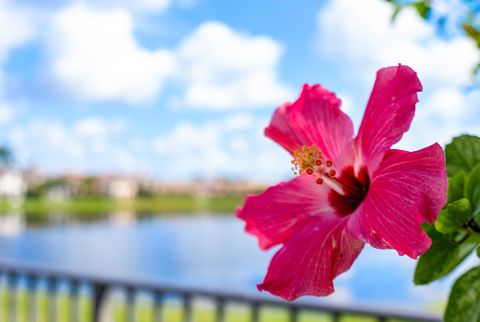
xmin=184 ymin=294 xmax=193 ymax=322
xmin=289 ymin=306 xmax=298 ymax=322
xmin=7 ymin=272 xmax=17 ymax=322
xmin=126 ymin=288 xmax=135 ymax=322
xmin=0 ymin=261 xmax=445 ymax=322
xmin=47 ymin=277 xmax=57 ymax=322
xmin=70 ymin=281 xmax=80 ymax=322
xmin=250 ymin=302 xmax=260 ymax=322
xmin=92 ymin=284 xmax=107 ymax=322
xmin=26 ymin=274 xmax=36 ymax=322
xmin=216 ymin=298 xmax=225 ymax=322
xmin=331 ymin=311 xmax=340 ymax=322
xmin=154 ymin=291 xmax=163 ymax=322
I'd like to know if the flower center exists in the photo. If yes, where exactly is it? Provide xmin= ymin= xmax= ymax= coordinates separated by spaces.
xmin=292 ymin=146 xmax=370 ymax=216
xmin=328 ymin=166 xmax=370 ymax=216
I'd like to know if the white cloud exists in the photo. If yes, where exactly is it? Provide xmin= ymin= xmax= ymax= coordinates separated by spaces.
xmin=401 ymin=88 xmax=480 ymax=150
xmin=0 ymin=101 xmax=16 ymax=124
xmin=151 ymin=114 xmax=290 ymax=180
xmin=93 ymin=0 xmax=171 ymax=12
xmin=8 ymin=117 xmax=147 ymax=174
xmin=15 ymin=119 xmax=85 ymax=159
xmin=45 ymin=9 xmax=291 ymax=108
xmin=0 ymin=0 xmax=36 ymax=63
xmin=317 ymin=0 xmax=477 ymax=87
xmin=74 ymin=117 xmax=126 ymax=139
xmin=7 ymin=110 xmax=291 ymax=182
xmin=175 ymin=21 xmax=293 ymax=110
xmin=0 ymin=0 xmax=36 ymax=106
xmin=151 ymin=121 xmax=229 ymax=178
xmin=47 ymin=3 xmax=176 ymax=103
xmin=13 ymin=94 xmax=409 ymax=184
xmin=223 ymin=113 xmax=254 ymax=131
xmin=317 ymin=0 xmax=480 ymax=151
xmin=427 ymin=87 xmax=466 ymax=119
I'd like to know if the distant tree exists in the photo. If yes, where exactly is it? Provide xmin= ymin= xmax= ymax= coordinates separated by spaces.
xmin=138 ymin=187 xmax=154 ymax=198
xmin=385 ymin=0 xmax=480 ymax=76
xmin=27 ymin=178 xmax=68 ymax=198
xmin=0 ymin=145 xmax=14 ymax=168
xmin=79 ymin=176 xmax=99 ymax=197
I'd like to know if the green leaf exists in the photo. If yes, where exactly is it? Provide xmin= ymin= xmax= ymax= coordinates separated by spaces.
xmin=448 ymin=171 xmax=466 ymax=203
xmin=465 ymin=163 xmax=480 ymax=218
xmin=390 ymin=5 xmax=403 ymax=22
xmin=451 ymin=229 xmax=470 ymax=243
xmin=445 ymin=135 xmax=480 ymax=176
xmin=435 ymin=210 xmax=458 ymax=234
xmin=435 ymin=199 xmax=471 ymax=234
xmin=421 ymin=222 xmax=443 ymax=239
xmin=413 ymin=1 xmax=431 ymax=19
xmin=448 ymin=198 xmax=472 ymax=223
xmin=474 ymin=63 xmax=480 ymax=77
xmin=414 ymin=234 xmax=479 ymax=285
xmin=463 ymin=23 xmax=480 ymax=49
xmin=445 ymin=266 xmax=480 ymax=322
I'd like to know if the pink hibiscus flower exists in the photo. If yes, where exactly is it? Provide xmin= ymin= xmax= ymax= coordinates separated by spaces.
xmin=236 ymin=65 xmax=447 ymax=301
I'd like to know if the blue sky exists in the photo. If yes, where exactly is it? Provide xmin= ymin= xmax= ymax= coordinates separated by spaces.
xmin=0 ymin=0 xmax=479 ymax=181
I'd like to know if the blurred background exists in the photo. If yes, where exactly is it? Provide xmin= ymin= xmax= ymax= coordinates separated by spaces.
xmin=0 ymin=0 xmax=478 ymax=319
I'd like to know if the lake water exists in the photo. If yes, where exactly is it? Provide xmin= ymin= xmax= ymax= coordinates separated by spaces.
xmin=0 ymin=213 xmax=457 ymax=313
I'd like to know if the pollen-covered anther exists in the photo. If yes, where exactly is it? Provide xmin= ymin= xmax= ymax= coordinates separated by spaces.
xmin=291 ymin=145 xmax=331 ymax=176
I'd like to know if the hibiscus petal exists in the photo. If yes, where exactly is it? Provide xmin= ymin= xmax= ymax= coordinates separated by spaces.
xmin=236 ymin=175 xmax=336 ymax=250
xmin=355 ymin=65 xmax=423 ymax=172
xmin=258 ymin=217 xmax=364 ymax=301
xmin=347 ymin=144 xmax=447 ymax=259
xmin=265 ymin=84 xmax=354 ymax=166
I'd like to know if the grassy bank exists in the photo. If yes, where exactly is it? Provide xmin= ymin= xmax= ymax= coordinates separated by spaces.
xmin=0 ymin=195 xmax=247 ymax=222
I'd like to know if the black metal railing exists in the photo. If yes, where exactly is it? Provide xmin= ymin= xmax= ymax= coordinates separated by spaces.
xmin=0 ymin=260 xmax=442 ymax=322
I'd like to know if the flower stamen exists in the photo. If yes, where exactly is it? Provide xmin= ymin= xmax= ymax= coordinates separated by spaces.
xmin=292 ymin=145 xmax=344 ymax=193
xmin=292 ymin=146 xmax=323 ymax=175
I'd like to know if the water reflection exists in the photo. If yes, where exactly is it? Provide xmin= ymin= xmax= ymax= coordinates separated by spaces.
xmin=109 ymin=211 xmax=136 ymax=226
xmin=0 ymin=213 xmax=25 ymax=236
xmin=0 ymin=213 xmax=453 ymax=313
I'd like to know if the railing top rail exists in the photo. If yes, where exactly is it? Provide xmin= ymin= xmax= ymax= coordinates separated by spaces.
xmin=0 ymin=259 xmax=442 ymax=322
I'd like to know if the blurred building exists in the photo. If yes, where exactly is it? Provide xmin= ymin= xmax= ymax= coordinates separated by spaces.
xmin=45 ymin=183 xmax=73 ymax=201
xmin=23 ymin=167 xmax=44 ymax=189
xmin=104 ymin=177 xmax=139 ymax=199
xmin=22 ymin=170 xmax=265 ymax=200
xmin=155 ymin=178 xmax=265 ymax=197
xmin=0 ymin=169 xmax=25 ymax=200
